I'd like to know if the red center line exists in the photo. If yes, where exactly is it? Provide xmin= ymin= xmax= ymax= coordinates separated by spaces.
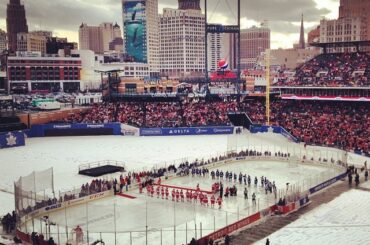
xmin=117 ymin=193 xmax=137 ymax=199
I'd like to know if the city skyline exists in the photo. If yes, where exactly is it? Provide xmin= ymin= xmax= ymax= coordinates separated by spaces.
xmin=0 ymin=0 xmax=338 ymax=49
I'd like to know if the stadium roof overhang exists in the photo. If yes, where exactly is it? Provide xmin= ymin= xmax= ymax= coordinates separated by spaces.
xmin=309 ymin=41 xmax=370 ymax=53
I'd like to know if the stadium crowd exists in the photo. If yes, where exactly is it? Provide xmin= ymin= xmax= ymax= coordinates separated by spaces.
xmin=59 ymin=98 xmax=369 ymax=155
xmin=246 ymin=100 xmax=369 ymax=155
xmin=61 ymin=101 xmax=239 ymax=127
xmin=275 ymin=52 xmax=370 ymax=87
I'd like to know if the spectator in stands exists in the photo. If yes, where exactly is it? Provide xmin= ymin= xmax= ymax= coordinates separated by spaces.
xmin=276 ymin=52 xmax=370 ymax=87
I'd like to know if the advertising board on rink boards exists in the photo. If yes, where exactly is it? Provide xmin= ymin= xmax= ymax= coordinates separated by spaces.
xmin=140 ymin=126 xmax=235 ymax=136
xmin=25 ymin=190 xmax=113 ymax=220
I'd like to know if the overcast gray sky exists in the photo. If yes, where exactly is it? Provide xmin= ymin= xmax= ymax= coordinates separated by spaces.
xmin=0 ymin=0 xmax=339 ymax=49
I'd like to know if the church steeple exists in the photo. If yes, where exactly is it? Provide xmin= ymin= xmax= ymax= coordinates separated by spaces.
xmin=299 ymin=14 xmax=305 ymax=49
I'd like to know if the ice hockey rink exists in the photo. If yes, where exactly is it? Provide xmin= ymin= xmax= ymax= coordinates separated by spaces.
xmin=0 ymin=131 xmax=368 ymax=244
xmin=31 ymin=158 xmax=341 ymax=245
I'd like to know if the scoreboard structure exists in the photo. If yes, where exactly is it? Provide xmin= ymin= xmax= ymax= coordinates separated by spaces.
xmin=204 ymin=0 xmax=241 ymax=80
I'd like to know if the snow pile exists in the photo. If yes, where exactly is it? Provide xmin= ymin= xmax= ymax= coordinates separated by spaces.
xmin=255 ymin=189 xmax=370 ymax=245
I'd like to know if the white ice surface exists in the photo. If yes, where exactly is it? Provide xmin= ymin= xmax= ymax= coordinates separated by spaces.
xmin=0 ymin=191 xmax=14 ymax=216
xmin=255 ymin=189 xmax=370 ymax=245
xmin=27 ymin=160 xmax=340 ymax=245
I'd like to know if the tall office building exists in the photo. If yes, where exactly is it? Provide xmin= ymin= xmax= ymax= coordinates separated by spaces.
xmin=16 ymin=32 xmax=47 ymax=54
xmin=6 ymin=0 xmax=28 ymax=53
xmin=208 ymin=31 xmax=222 ymax=72
xmin=339 ymin=0 xmax=370 ymax=40
xmin=240 ymin=24 xmax=270 ymax=69
xmin=320 ymin=17 xmax=362 ymax=52
xmin=79 ymin=23 xmax=103 ymax=54
xmin=0 ymin=30 xmax=7 ymax=53
xmin=79 ymin=23 xmax=122 ymax=54
xmin=122 ymin=0 xmax=159 ymax=76
xmin=113 ymin=23 xmax=122 ymax=39
xmin=100 ymin=23 xmax=115 ymax=53
xmin=178 ymin=0 xmax=201 ymax=10
xmin=159 ymin=0 xmax=205 ymax=78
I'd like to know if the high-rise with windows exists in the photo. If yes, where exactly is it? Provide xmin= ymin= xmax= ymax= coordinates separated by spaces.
xmin=159 ymin=0 xmax=205 ymax=77
xmin=240 ymin=24 xmax=270 ymax=69
xmin=122 ymin=0 xmax=159 ymax=76
xmin=0 ymin=30 xmax=7 ymax=53
xmin=6 ymin=0 xmax=28 ymax=53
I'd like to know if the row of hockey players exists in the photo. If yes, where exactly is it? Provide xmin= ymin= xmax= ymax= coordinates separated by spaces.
xmin=145 ymin=185 xmax=224 ymax=209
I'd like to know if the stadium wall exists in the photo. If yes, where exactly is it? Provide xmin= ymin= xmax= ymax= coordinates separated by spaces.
xmin=28 ymin=123 xmax=123 ymax=137
xmin=140 ymin=126 xmax=235 ymax=136
xmin=26 ymin=124 xmax=235 ymax=137
xmin=250 ymin=125 xmax=299 ymax=143
xmin=0 ymin=131 xmax=25 ymax=149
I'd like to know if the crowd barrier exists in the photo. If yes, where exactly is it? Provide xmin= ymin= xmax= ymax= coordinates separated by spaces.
xmin=140 ymin=126 xmax=235 ymax=136
xmin=0 ymin=131 xmax=25 ymax=149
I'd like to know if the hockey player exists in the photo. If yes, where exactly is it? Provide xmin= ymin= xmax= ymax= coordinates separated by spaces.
xmin=217 ymin=196 xmax=222 ymax=209
xmin=210 ymin=195 xmax=216 ymax=207
xmin=180 ymin=190 xmax=185 ymax=202
xmin=202 ymin=195 xmax=209 ymax=206
xmin=252 ymin=193 xmax=256 ymax=205
xmin=161 ymin=187 xmax=165 ymax=199
xmin=172 ymin=189 xmax=176 ymax=201
xmin=176 ymin=190 xmax=180 ymax=202
xmin=165 ymin=187 xmax=169 ymax=200
xmin=254 ymin=177 xmax=258 ymax=187
xmin=248 ymin=175 xmax=251 ymax=186
xmin=156 ymin=186 xmax=160 ymax=198
xmin=193 ymin=191 xmax=198 ymax=203
xmin=244 ymin=188 xmax=248 ymax=199
xmin=261 ymin=176 xmax=264 ymax=187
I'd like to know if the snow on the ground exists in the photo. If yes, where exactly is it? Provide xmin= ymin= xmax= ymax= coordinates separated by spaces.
xmin=0 ymin=191 xmax=14 ymax=216
xmin=360 ymin=180 xmax=370 ymax=189
xmin=255 ymin=189 xmax=370 ymax=245
xmin=0 ymin=133 xmax=294 ymax=195
xmin=0 ymin=132 xmax=359 ymax=215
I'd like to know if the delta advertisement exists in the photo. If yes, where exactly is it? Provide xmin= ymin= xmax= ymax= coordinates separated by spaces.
xmin=140 ymin=127 xmax=235 ymax=136
xmin=123 ymin=0 xmax=147 ymax=63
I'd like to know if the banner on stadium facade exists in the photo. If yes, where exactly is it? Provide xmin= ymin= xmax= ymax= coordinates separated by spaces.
xmin=140 ymin=126 xmax=234 ymax=136
xmin=0 ymin=131 xmax=26 ymax=149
